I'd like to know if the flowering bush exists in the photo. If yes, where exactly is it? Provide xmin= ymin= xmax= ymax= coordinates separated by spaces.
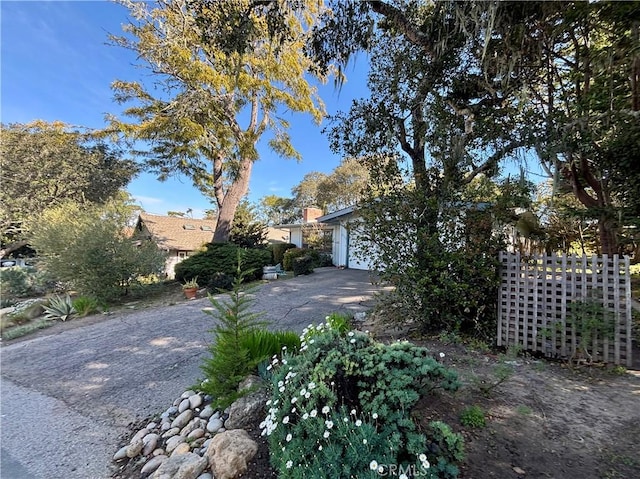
xmin=263 ymin=324 xmax=464 ymax=478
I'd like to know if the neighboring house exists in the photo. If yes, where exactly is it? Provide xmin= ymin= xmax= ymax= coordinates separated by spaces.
xmin=133 ymin=213 xmax=216 ymax=278
xmin=275 ymin=207 xmax=333 ymax=250
xmin=265 ymin=227 xmax=291 ymax=244
xmin=316 ymin=206 xmax=373 ymax=270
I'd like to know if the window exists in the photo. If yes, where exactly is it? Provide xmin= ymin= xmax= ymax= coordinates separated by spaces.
xmin=183 ymin=224 xmax=196 ymax=230
xmin=201 ymin=225 xmax=213 ymax=231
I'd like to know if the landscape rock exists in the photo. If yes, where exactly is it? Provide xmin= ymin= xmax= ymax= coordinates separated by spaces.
xmin=199 ymin=405 xmax=215 ymax=419
xmin=180 ymin=418 xmax=202 ymax=437
xmin=238 ymin=375 xmax=263 ymax=392
xmin=206 ymin=418 xmax=223 ymax=434
xmin=142 ymin=433 xmax=159 ymax=456
xmin=131 ymin=428 xmax=149 ymax=444
xmin=165 ymin=435 xmax=186 ymax=454
xmin=161 ymin=427 xmax=180 ymax=439
xmin=206 ymin=429 xmax=258 ymax=479
xmin=172 ymin=442 xmax=191 ymax=456
xmin=126 ymin=439 xmax=144 ymax=458
xmin=171 ymin=409 xmax=193 ymax=429
xmin=224 ymin=388 xmax=268 ymax=430
xmin=187 ymin=428 xmax=205 ymax=441
xmin=151 ymin=452 xmax=208 ymax=479
xmin=181 ymin=390 xmax=196 ymax=399
xmin=178 ymin=398 xmax=191 ymax=413
xmin=189 ymin=394 xmax=203 ymax=409
xmin=196 ymin=474 xmax=213 ymax=479
xmin=152 ymin=448 xmax=165 ymax=457
xmin=140 ymin=455 xmax=168 ymax=475
xmin=113 ymin=446 xmax=128 ymax=461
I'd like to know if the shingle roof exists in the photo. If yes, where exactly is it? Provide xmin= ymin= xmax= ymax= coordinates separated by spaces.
xmin=137 ymin=213 xmax=216 ymax=251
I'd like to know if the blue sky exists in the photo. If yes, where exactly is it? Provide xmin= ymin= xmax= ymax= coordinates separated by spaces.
xmin=1 ymin=0 xmax=370 ymax=218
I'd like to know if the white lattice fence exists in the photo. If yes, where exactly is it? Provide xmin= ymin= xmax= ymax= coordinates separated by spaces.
xmin=497 ymin=252 xmax=633 ymax=366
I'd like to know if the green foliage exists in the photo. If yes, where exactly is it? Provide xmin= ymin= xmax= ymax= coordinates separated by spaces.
xmin=230 ymin=200 xmax=268 ymax=248
xmin=325 ymin=312 xmax=352 ymax=335
xmin=0 ymin=267 xmax=31 ymax=298
xmin=182 ymin=277 xmax=199 ymax=289
xmin=269 ymin=243 xmax=297 ymax=266
xmin=207 ymin=272 xmax=234 ymax=293
xmin=292 ymin=255 xmax=314 ymax=276
xmin=264 ymin=325 xmax=463 ymax=479
xmin=0 ymin=121 xmax=136 ymax=256
xmin=199 ymin=260 xmax=268 ymax=409
xmin=30 ymin=199 xmax=166 ymax=302
xmin=174 ymin=243 xmax=271 ymax=286
xmin=240 ymin=329 xmax=301 ymax=370
xmin=108 ymin=0 xmax=325 ymax=242
xmin=43 ymin=294 xmax=76 ymax=321
xmin=1 ymin=319 xmax=54 ymax=341
xmin=71 ymin=296 xmax=101 ymax=317
xmin=460 ymin=406 xmax=486 ymax=428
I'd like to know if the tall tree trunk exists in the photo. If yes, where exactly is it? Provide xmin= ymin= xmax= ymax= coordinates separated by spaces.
xmin=598 ymin=215 xmax=618 ymax=256
xmin=212 ymin=159 xmax=253 ymax=243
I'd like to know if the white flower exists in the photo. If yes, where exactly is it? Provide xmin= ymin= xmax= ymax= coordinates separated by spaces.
xmin=278 ymin=381 xmax=284 ymax=387
xmin=309 ymin=339 xmax=315 ymax=344
xmin=350 ymin=409 xmax=357 ymax=415
xmin=378 ymin=466 xmax=384 ymax=474
xmin=343 ymin=417 xmax=349 ymax=423
xmin=279 ymin=386 xmax=285 ymax=392
xmin=369 ymin=460 xmax=378 ymax=471
xmin=399 ymin=474 xmax=408 ymax=479
xmin=302 ymin=413 xmax=309 ymax=420
xmin=325 ymin=316 xmax=330 ymax=320
xmin=422 ymin=459 xmax=430 ymax=469
xmin=266 ymin=400 xmax=272 ymax=406
xmin=322 ymin=406 xmax=330 ymax=414
xmin=300 ymin=388 xmax=307 ymax=396
xmin=286 ymin=460 xmax=293 ymax=469
xmin=282 ymin=359 xmax=288 ymax=365
xmin=310 ymin=409 xmax=318 ymax=418
xmin=291 ymin=408 xmax=296 ymax=413
xmin=439 ymin=352 xmax=446 ymax=358
xmin=308 ymin=382 xmax=316 ymax=389
xmin=372 ymin=413 xmax=378 ymax=419
xmin=355 ymin=420 xmax=362 ymax=427
xmin=363 ymin=439 xmax=367 ymax=444
xmin=305 ymin=392 xmax=311 ymax=399
xmin=266 ymin=365 xmax=272 ymax=370
xmin=350 ymin=338 xmax=356 ymax=344
xmin=282 ymin=345 xmax=287 ymax=350
xmin=419 ymin=454 xmax=427 ymax=462
xmin=330 ymin=381 xmax=335 ymax=386
xmin=286 ymin=433 xmax=292 ymax=442
xmin=282 ymin=416 xmax=290 ymax=424
xmin=348 ymin=331 xmax=355 ymax=337
xmin=318 ymin=445 xmax=323 ymax=451
xmin=325 ymin=420 xmax=334 ymax=429
xmin=291 ymin=397 xmax=297 ymax=404
xmin=323 ymin=430 xmax=330 ymax=438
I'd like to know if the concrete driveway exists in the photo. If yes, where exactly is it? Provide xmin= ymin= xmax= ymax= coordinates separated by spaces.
xmin=0 ymin=268 xmax=383 ymax=479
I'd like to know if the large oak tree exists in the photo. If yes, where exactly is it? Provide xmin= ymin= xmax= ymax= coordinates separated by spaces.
xmin=107 ymin=0 xmax=326 ymax=242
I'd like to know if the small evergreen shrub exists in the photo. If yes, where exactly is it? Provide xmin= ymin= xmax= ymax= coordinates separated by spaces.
xmin=263 ymin=325 xmax=464 ymax=478
xmin=0 ymin=266 xmax=34 ymax=298
xmin=283 ymin=248 xmax=328 ymax=271
xmin=270 ymin=243 xmax=297 ymax=265
xmin=207 ymin=272 xmax=234 ymax=293
xmin=292 ymin=255 xmax=314 ymax=276
xmin=198 ymin=257 xmax=286 ymax=409
xmin=175 ymin=243 xmax=271 ymax=285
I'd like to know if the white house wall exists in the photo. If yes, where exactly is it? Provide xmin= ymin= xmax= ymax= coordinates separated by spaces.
xmin=290 ymin=228 xmax=303 ymax=248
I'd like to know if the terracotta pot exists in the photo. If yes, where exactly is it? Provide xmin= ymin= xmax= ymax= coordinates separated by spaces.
xmin=183 ymin=287 xmax=198 ymax=299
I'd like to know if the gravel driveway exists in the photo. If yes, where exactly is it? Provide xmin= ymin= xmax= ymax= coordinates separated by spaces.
xmin=0 ymin=268 xmax=383 ymax=479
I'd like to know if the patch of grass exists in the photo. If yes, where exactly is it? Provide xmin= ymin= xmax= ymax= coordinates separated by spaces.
xmin=516 ymin=405 xmax=533 ymax=416
xmin=1 ymin=319 xmax=54 ymax=340
xmin=460 ymin=405 xmax=486 ymax=428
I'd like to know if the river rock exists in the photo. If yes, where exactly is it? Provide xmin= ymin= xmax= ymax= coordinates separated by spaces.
xmin=166 ymin=406 xmax=178 ymax=415
xmin=140 ymin=455 xmax=168 ymax=475
xmin=206 ymin=429 xmax=258 ymax=479
xmin=165 ymin=435 xmax=185 ymax=454
xmin=189 ymin=394 xmax=203 ymax=409
xmin=131 ymin=428 xmax=149 ymax=444
xmin=180 ymin=418 xmax=203 ymax=437
xmin=142 ymin=433 xmax=159 ymax=456
xmin=181 ymin=390 xmax=196 ymax=399
xmin=199 ymin=405 xmax=215 ymax=419
xmin=161 ymin=427 xmax=180 ymax=439
xmin=126 ymin=439 xmax=144 ymax=458
xmin=206 ymin=418 xmax=223 ymax=434
xmin=113 ymin=446 xmax=128 ymax=461
xmin=153 ymin=448 xmax=165 ymax=456
xmin=187 ymin=428 xmax=205 ymax=441
xmin=151 ymin=452 xmax=207 ymax=479
xmin=178 ymin=398 xmax=191 ymax=413
xmin=171 ymin=410 xmax=193 ymax=429
xmin=197 ymin=474 xmax=213 ymax=479
xmin=172 ymin=442 xmax=191 ymax=456
xmin=147 ymin=421 xmax=157 ymax=430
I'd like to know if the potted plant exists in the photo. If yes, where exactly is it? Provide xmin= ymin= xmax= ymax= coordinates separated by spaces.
xmin=182 ymin=277 xmax=199 ymax=299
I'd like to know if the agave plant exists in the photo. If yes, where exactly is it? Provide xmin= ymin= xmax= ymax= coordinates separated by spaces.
xmin=43 ymin=294 xmax=76 ymax=321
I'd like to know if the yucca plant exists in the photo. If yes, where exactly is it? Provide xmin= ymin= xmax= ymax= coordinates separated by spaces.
xmin=43 ymin=294 xmax=76 ymax=321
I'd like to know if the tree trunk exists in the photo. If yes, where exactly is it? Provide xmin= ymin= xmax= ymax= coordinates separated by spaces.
xmin=598 ymin=215 xmax=618 ymax=256
xmin=212 ymin=159 xmax=253 ymax=243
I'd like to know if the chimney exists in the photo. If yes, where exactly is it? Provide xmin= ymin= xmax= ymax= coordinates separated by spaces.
xmin=303 ymin=207 xmax=323 ymax=223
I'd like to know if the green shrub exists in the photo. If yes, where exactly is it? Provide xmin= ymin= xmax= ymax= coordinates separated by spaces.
xmin=198 ymin=259 xmax=268 ymax=409
xmin=292 ymin=255 xmax=314 ymax=276
xmin=460 ymin=405 xmax=486 ymax=428
xmin=207 ymin=272 xmax=234 ymax=293
xmin=0 ymin=266 xmax=33 ymax=298
xmin=43 ymin=294 xmax=76 ymax=321
xmin=240 ymin=329 xmax=301 ymax=368
xmin=270 ymin=243 xmax=297 ymax=265
xmin=264 ymin=325 xmax=463 ymax=479
xmin=175 ymin=243 xmax=271 ymax=285
xmin=325 ymin=312 xmax=352 ymax=334
xmin=283 ymin=248 xmax=329 ymax=271
xmin=71 ymin=296 xmax=101 ymax=317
